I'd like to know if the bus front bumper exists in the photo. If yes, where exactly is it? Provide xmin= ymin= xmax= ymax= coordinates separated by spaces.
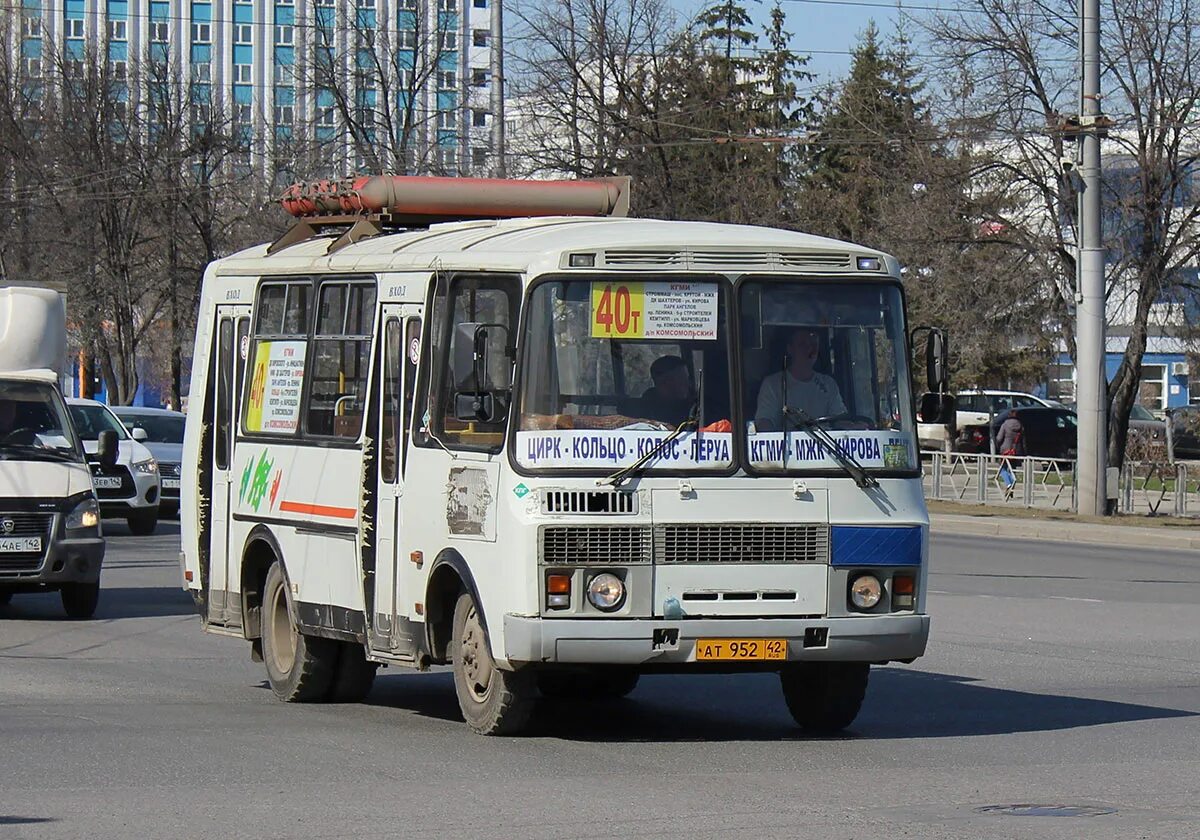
xmin=503 ymin=614 xmax=929 ymax=667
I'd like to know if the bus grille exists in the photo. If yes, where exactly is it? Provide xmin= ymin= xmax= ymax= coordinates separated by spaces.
xmin=0 ymin=512 xmax=53 ymax=575
xmin=540 ymin=489 xmax=636 ymax=515
xmin=654 ymin=523 xmax=829 ymax=565
xmin=540 ymin=526 xmax=652 ymax=565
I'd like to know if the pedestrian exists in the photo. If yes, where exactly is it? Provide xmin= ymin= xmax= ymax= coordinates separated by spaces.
xmin=995 ymin=409 xmax=1024 ymax=497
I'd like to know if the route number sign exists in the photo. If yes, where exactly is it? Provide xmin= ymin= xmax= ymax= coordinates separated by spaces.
xmin=589 ymin=281 xmax=718 ymax=340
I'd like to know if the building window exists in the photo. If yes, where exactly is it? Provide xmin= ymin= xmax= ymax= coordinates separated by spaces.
xmin=274 ymin=104 xmax=294 ymax=125
xmin=1140 ymin=364 xmax=1168 ymax=411
xmin=150 ymin=21 xmax=169 ymax=42
xmin=65 ymin=18 xmax=85 ymax=38
xmin=359 ymin=0 xmax=376 ymax=6
xmin=315 ymin=0 xmax=335 ymax=6
xmin=438 ymin=31 xmax=457 ymax=50
xmin=108 ymin=19 xmax=127 ymax=41
xmin=113 ymin=60 xmax=127 ymax=80
xmin=437 ymin=109 xmax=456 ymax=128
xmin=113 ymin=101 xmax=127 ymax=120
xmin=235 ymin=23 xmax=253 ymax=44
xmin=275 ymin=25 xmax=294 ymax=45
xmin=398 ymin=0 xmax=418 ymax=7
xmin=275 ymin=63 xmax=296 ymax=84
xmin=437 ymin=70 xmax=456 ymax=89
xmin=439 ymin=0 xmax=457 ymax=9
xmin=471 ymin=109 xmax=487 ymax=127
xmin=318 ymin=106 xmax=336 ymax=126
xmin=25 ymin=57 xmax=41 ymax=78
xmin=192 ymin=22 xmax=211 ymax=43
xmin=234 ymin=64 xmax=252 ymax=83
xmin=472 ymin=29 xmax=488 ymax=47
xmin=397 ymin=29 xmax=416 ymax=49
xmin=471 ymin=68 xmax=488 ymax=86
xmin=235 ymin=103 xmax=252 ymax=123
xmin=278 ymin=0 xmax=294 ymax=5
xmin=192 ymin=62 xmax=211 ymax=82
xmin=471 ymin=147 xmax=487 ymax=168
xmin=473 ymin=0 xmax=487 ymax=7
xmin=398 ymin=68 xmax=415 ymax=88
xmin=22 ymin=15 xmax=41 ymax=37
xmin=435 ymin=146 xmax=458 ymax=172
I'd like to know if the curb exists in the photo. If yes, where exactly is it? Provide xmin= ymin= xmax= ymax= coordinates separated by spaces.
xmin=929 ymin=513 xmax=1200 ymax=551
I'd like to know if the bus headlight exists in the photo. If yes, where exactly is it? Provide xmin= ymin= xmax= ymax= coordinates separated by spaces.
xmin=587 ymin=573 xmax=625 ymax=611
xmin=65 ymin=496 xmax=101 ymax=536
xmin=849 ymin=574 xmax=882 ymax=610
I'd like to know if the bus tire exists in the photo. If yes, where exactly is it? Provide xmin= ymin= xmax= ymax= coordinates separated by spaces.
xmin=327 ymin=642 xmax=378 ymax=703
xmin=261 ymin=561 xmax=337 ymax=702
xmin=780 ymin=662 xmax=870 ymax=733
xmin=60 ymin=582 xmax=100 ymax=619
xmin=452 ymin=591 xmax=535 ymax=735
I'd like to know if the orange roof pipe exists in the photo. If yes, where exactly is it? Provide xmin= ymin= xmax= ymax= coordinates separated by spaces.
xmin=279 ymin=175 xmax=631 ymax=221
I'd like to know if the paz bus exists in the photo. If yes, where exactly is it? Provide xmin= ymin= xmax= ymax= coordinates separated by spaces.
xmin=180 ymin=175 xmax=946 ymax=735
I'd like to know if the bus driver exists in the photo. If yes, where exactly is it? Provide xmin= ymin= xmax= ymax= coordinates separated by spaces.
xmin=755 ymin=327 xmax=846 ymax=429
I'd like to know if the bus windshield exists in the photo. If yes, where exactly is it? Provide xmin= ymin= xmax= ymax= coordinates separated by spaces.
xmin=740 ymin=279 xmax=916 ymax=473
xmin=515 ymin=277 xmax=735 ymax=472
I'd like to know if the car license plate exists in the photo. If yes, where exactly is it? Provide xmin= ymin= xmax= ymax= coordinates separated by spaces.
xmin=695 ymin=639 xmax=788 ymax=661
xmin=162 ymin=479 xmax=180 ymax=490
xmin=0 ymin=537 xmax=42 ymax=553
xmin=93 ymin=476 xmax=122 ymax=489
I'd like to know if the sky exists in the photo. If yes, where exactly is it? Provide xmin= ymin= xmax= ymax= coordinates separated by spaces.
xmin=677 ymin=0 xmax=906 ymax=82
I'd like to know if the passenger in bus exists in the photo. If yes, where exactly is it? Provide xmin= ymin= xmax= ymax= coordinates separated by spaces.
xmin=754 ymin=328 xmax=846 ymax=429
xmin=641 ymin=355 xmax=695 ymax=427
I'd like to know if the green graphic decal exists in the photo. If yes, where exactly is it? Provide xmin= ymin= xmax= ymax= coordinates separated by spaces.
xmin=238 ymin=460 xmax=253 ymax=504
xmin=513 ymin=482 xmax=531 ymax=498
xmin=882 ymin=444 xmax=910 ymax=469
xmin=247 ymin=451 xmax=275 ymax=511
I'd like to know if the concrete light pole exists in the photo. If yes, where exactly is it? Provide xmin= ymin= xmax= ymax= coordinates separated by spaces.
xmin=1075 ymin=0 xmax=1108 ymax=515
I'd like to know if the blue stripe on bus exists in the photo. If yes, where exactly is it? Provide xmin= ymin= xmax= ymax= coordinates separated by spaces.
xmin=830 ymin=525 xmax=922 ymax=567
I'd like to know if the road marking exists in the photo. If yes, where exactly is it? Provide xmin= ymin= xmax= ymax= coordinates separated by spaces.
xmin=1048 ymin=595 xmax=1105 ymax=603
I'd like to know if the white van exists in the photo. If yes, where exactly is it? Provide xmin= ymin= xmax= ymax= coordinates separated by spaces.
xmin=0 ymin=287 xmax=115 ymax=618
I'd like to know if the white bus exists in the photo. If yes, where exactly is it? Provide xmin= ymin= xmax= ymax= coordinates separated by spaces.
xmin=181 ymin=176 xmax=941 ymax=735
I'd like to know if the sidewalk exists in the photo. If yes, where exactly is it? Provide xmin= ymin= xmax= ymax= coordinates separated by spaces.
xmin=928 ymin=505 xmax=1200 ymax=551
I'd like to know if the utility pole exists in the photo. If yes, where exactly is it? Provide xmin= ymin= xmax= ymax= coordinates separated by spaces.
xmin=1075 ymin=0 xmax=1108 ymax=515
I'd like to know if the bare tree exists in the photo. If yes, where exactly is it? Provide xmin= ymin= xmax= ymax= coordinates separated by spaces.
xmin=927 ymin=0 xmax=1200 ymax=467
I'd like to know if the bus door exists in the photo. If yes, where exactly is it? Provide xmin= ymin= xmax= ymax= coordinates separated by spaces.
xmin=208 ymin=306 xmax=251 ymax=627
xmin=372 ymin=305 xmax=423 ymax=653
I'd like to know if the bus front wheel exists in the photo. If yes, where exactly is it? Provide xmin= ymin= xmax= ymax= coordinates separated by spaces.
xmin=262 ymin=561 xmax=338 ymax=702
xmin=451 ymin=591 xmax=535 ymax=735
xmin=780 ymin=662 xmax=870 ymax=733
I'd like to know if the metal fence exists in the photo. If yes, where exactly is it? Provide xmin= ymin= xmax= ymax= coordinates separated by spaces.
xmin=924 ymin=452 xmax=1200 ymax=517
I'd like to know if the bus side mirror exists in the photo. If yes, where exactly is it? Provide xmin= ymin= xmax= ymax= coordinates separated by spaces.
xmin=454 ymin=391 xmax=508 ymax=423
xmin=925 ymin=329 xmax=949 ymax=394
xmin=452 ymin=321 xmax=511 ymax=424
xmin=919 ymin=393 xmax=956 ymax=426
xmin=97 ymin=429 xmax=119 ymax=468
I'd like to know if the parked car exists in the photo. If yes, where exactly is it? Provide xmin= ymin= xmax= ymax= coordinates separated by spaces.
xmin=1064 ymin=402 xmax=1168 ymax=448
xmin=110 ymin=407 xmax=184 ymax=518
xmin=955 ymin=407 xmax=1078 ymax=460
xmin=67 ymin=399 xmax=161 ymax=535
xmin=919 ymin=390 xmax=1054 ymax=450
xmin=1169 ymin=406 xmax=1200 ymax=460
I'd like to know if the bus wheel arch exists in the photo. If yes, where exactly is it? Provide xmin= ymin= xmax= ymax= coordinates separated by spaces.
xmin=425 ymin=550 xmax=487 ymax=666
xmin=240 ymin=526 xmax=286 ymax=641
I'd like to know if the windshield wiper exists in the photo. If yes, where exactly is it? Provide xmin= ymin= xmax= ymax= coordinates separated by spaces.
xmin=599 ymin=370 xmax=703 ymax=488
xmin=783 ymin=407 xmax=879 ymax=489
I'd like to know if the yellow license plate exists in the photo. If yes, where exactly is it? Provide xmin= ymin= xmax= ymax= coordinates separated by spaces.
xmin=695 ymin=638 xmax=788 ymax=661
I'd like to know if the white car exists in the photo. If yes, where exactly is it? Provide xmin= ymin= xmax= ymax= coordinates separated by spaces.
xmin=67 ymin=399 xmax=161 ymax=535
xmin=918 ymin=390 xmax=1055 ymax=450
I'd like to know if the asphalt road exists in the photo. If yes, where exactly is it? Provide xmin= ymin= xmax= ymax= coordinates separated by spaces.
xmin=2 ymin=524 xmax=1198 ymax=840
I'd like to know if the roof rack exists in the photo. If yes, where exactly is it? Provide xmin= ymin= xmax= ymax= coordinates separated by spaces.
xmin=268 ymin=175 xmax=631 ymax=255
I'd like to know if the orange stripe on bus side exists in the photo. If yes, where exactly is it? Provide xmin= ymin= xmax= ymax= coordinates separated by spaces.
xmin=278 ymin=500 xmax=358 ymax=520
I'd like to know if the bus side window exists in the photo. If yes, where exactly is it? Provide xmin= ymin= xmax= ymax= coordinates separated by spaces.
xmin=305 ymin=280 xmax=377 ymax=439
xmin=381 ymin=319 xmax=402 ymax=483
xmin=215 ymin=317 xmax=234 ymax=469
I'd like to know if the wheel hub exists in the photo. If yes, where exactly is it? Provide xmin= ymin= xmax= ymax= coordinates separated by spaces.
xmin=459 ymin=605 xmax=493 ymax=702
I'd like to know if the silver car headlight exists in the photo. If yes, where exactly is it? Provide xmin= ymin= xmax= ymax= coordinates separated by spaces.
xmin=133 ymin=458 xmax=158 ymax=475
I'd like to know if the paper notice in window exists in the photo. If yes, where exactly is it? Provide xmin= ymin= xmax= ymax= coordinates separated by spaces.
xmin=591 ymin=281 xmax=718 ymax=340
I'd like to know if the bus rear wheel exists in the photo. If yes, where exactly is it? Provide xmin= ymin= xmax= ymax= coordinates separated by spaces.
xmin=262 ymin=561 xmax=338 ymax=702
xmin=780 ymin=662 xmax=870 ymax=733
xmin=452 ymin=591 xmax=535 ymax=735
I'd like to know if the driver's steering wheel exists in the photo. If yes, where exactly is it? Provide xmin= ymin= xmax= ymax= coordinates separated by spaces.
xmin=0 ymin=427 xmax=40 ymax=446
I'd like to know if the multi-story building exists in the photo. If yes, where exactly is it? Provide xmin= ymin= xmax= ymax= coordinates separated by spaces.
xmin=6 ymin=0 xmax=506 ymax=179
